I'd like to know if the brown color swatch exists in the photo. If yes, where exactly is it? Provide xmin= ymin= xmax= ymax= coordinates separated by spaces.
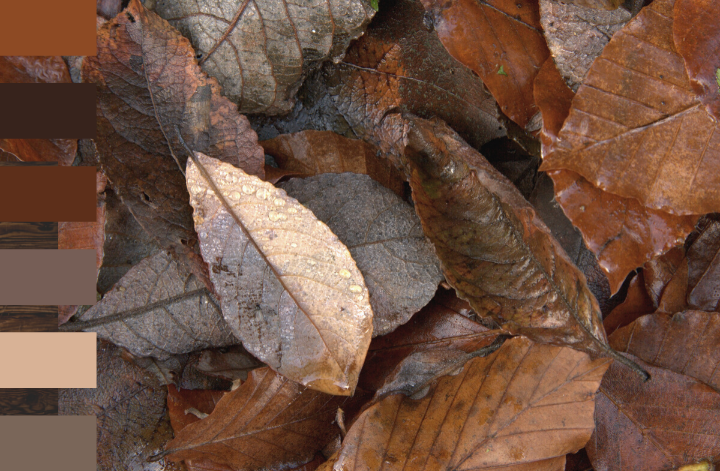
xmin=0 ymin=389 xmax=58 ymax=415
xmin=0 ymin=84 xmax=96 ymax=138
xmin=0 ymin=250 xmax=97 ymax=305
xmin=0 ymin=306 xmax=58 ymax=332
xmin=0 ymin=416 xmax=96 ymax=469
xmin=0 ymin=222 xmax=58 ymax=249
xmin=0 ymin=333 xmax=96 ymax=388
xmin=0 ymin=165 xmax=96 ymax=221
xmin=0 ymin=1 xmax=96 ymax=56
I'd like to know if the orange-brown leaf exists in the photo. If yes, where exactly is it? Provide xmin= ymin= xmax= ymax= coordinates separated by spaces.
xmin=534 ymin=58 xmax=574 ymax=156
xmin=673 ymin=0 xmax=720 ymax=120
xmin=419 ymin=0 xmax=549 ymax=128
xmin=332 ymin=337 xmax=610 ymax=471
xmin=540 ymin=0 xmax=720 ymax=216
xmin=167 ymin=385 xmax=226 ymax=433
xmin=602 ymin=272 xmax=654 ymax=336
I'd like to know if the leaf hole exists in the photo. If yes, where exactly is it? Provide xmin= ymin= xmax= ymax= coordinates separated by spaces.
xmin=142 ymin=192 xmax=151 ymax=202
xmin=126 ymin=12 xmax=135 ymax=23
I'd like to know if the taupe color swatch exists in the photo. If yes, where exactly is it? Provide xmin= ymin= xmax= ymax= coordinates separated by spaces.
xmin=0 ymin=416 xmax=96 ymax=469
xmin=0 ymin=250 xmax=97 ymax=305
xmin=0 ymin=332 xmax=96 ymax=387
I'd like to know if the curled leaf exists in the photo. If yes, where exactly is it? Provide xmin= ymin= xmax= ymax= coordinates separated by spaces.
xmin=187 ymin=153 xmax=373 ymax=395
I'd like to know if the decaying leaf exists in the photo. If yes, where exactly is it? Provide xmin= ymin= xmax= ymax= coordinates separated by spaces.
xmin=60 ymin=340 xmax=176 ymax=471
xmin=63 ymin=251 xmax=239 ymax=359
xmin=150 ymin=0 xmax=375 ymax=115
xmin=685 ymin=220 xmax=720 ymax=311
xmin=602 ymin=272 xmax=654 ymax=335
xmin=187 ymin=153 xmax=373 ymax=395
xmin=401 ymin=115 xmax=638 ymax=371
xmin=281 ymin=173 xmax=444 ymax=336
xmin=0 ymin=56 xmax=77 ymax=164
xmin=540 ymin=0 xmax=637 ymax=91
xmin=83 ymin=0 xmax=264 ymax=289
xmin=332 ymin=337 xmax=610 ymax=471
xmin=193 ymin=345 xmax=263 ymax=382
xmin=673 ymin=0 xmax=720 ymax=120
xmin=644 ymin=246 xmax=686 ymax=308
xmin=587 ymin=320 xmax=720 ymax=471
xmin=534 ymin=59 xmax=576 ymax=156
xmin=419 ymin=0 xmax=549 ymax=128
xmin=167 ymin=385 xmax=226 ymax=433
xmin=540 ymin=0 xmax=720 ymax=216
xmin=261 ymin=131 xmax=405 ymax=196
xmin=164 ymin=367 xmax=347 ymax=469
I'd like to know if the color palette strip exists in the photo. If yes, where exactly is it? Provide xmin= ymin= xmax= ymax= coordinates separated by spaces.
xmin=0 ymin=165 xmax=96 ymax=221
xmin=0 ymin=250 xmax=97 ymax=305
xmin=0 ymin=84 xmax=96 ymax=138
xmin=0 ymin=333 xmax=96 ymax=388
xmin=0 ymin=416 xmax=96 ymax=469
xmin=0 ymin=1 xmax=96 ymax=56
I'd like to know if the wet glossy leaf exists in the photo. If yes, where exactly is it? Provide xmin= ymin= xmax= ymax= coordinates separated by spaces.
xmin=261 ymin=131 xmax=405 ymax=196
xmin=332 ymin=337 xmax=610 ymax=471
xmin=419 ymin=0 xmax=549 ymax=128
xmin=64 ymin=251 xmax=239 ymax=359
xmin=164 ymin=367 xmax=347 ymax=469
xmin=534 ymin=59 xmax=575 ymax=156
xmin=83 ymin=0 xmax=265 ymax=289
xmin=0 ymin=56 xmax=76 ymax=164
xmin=151 ymin=0 xmax=374 ymax=115
xmin=540 ymin=0 xmax=720 ymax=216
xmin=281 ymin=173 xmax=444 ymax=336
xmin=187 ymin=153 xmax=373 ymax=395
xmin=401 ymin=115 xmax=616 ymax=361
xmin=674 ymin=0 xmax=720 ymax=120
xmin=60 ymin=340 xmax=176 ymax=471
xmin=540 ymin=0 xmax=637 ymax=91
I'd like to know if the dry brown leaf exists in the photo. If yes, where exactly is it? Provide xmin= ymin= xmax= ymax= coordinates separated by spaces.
xmin=63 ymin=251 xmax=238 ymax=359
xmin=167 ymin=385 xmax=226 ymax=433
xmin=602 ymin=272 xmax=655 ymax=336
xmin=588 ymin=316 xmax=720 ymax=471
xmin=192 ymin=345 xmax=263 ymax=382
xmin=685 ymin=220 xmax=720 ymax=311
xmin=673 ymin=0 xmax=720 ymax=120
xmin=540 ymin=0 xmax=637 ymax=91
xmin=280 ymin=173 xmax=444 ymax=336
xmin=60 ymin=340 xmax=177 ymax=471
xmin=151 ymin=0 xmax=374 ymax=115
xmin=419 ymin=0 xmax=549 ymax=129
xmin=644 ymin=245 xmax=686 ymax=308
xmin=610 ymin=311 xmax=720 ymax=391
xmin=163 ymin=367 xmax=348 ymax=469
xmin=400 ymin=115 xmax=644 ymax=373
xmin=187 ymin=153 xmax=373 ymax=395
xmin=332 ymin=337 xmax=610 ymax=471
xmin=83 ymin=0 xmax=264 ymax=290
xmin=540 ymin=0 xmax=720 ymax=216
xmin=261 ymin=131 xmax=405 ymax=197
xmin=0 ymin=56 xmax=77 ymax=165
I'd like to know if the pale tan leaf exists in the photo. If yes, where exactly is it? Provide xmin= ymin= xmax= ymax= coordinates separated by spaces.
xmin=187 ymin=153 xmax=373 ymax=395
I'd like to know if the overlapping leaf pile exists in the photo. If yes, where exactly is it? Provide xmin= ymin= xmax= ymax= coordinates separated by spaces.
xmin=42 ymin=0 xmax=720 ymax=469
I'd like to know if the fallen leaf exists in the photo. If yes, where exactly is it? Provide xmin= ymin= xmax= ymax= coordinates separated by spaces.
xmin=602 ymin=272 xmax=655 ymax=336
xmin=167 ymin=385 xmax=226 ymax=433
xmin=539 ymin=0 xmax=637 ymax=91
xmin=588 ymin=352 xmax=720 ymax=469
xmin=97 ymin=188 xmax=161 ymax=295
xmin=193 ymin=345 xmax=263 ymax=382
xmin=164 ymin=367 xmax=348 ymax=469
xmin=401 ymin=116 xmax=635 ymax=371
xmin=419 ymin=0 xmax=549 ymax=128
xmin=685 ymin=220 xmax=720 ymax=311
xmin=643 ymin=245 xmax=686 ymax=308
xmin=83 ymin=0 xmax=265 ymax=289
xmin=331 ymin=337 xmax=610 ymax=471
xmin=0 ymin=56 xmax=77 ymax=165
xmin=261 ymin=131 xmax=405 ymax=196
xmin=187 ymin=153 xmax=373 ymax=395
xmin=280 ymin=173 xmax=444 ymax=336
xmin=548 ymin=169 xmax=697 ymax=294
xmin=673 ymin=0 xmax=720 ymax=120
xmin=610 ymin=311 xmax=720 ymax=391
xmin=540 ymin=0 xmax=720 ymax=216
xmin=60 ymin=340 xmax=176 ymax=471
xmin=151 ymin=0 xmax=375 ymax=115
xmin=534 ymin=59 xmax=575 ymax=155
xmin=63 ymin=251 xmax=239 ymax=359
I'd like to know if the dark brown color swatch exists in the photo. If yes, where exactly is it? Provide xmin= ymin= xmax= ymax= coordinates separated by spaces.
xmin=0 ymin=250 xmax=97 ymax=305
xmin=0 ymin=389 xmax=58 ymax=415
xmin=0 ymin=84 xmax=96 ymax=138
xmin=0 ymin=1 xmax=96 ymax=56
xmin=0 ymin=306 xmax=58 ymax=332
xmin=0 ymin=165 xmax=96 ymax=221
xmin=0 ymin=222 xmax=58 ymax=249
xmin=0 ymin=416 xmax=96 ymax=469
